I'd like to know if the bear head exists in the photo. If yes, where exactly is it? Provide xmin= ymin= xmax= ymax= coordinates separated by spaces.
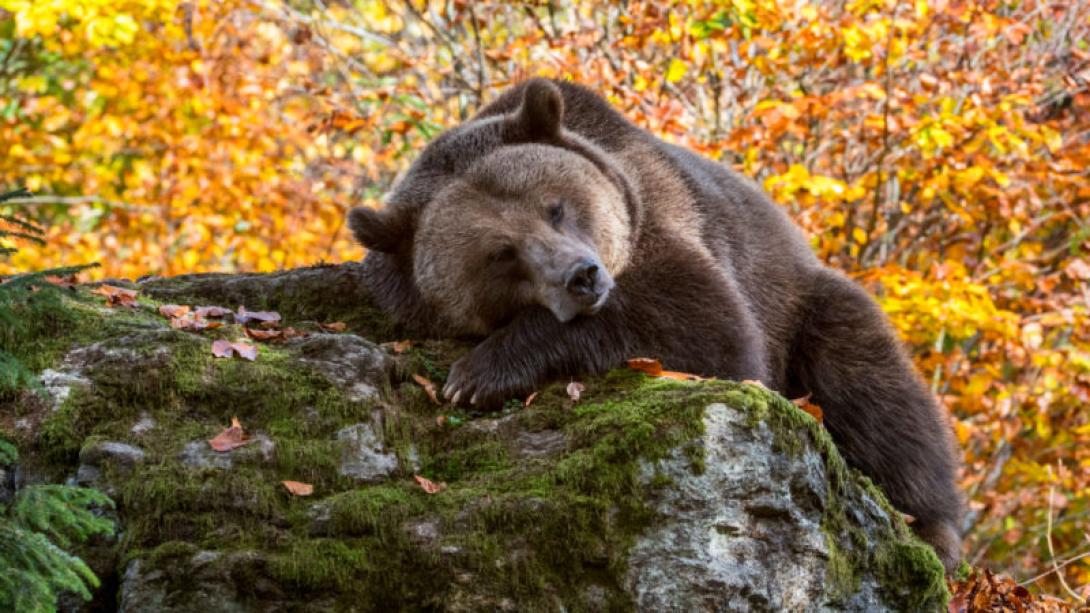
xmin=349 ymin=79 xmax=641 ymax=335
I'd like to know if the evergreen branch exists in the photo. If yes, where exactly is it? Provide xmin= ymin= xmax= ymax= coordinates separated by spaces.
xmin=0 ymin=214 xmax=44 ymax=235
xmin=10 ymin=485 xmax=115 ymax=549
xmin=0 ymin=188 xmax=31 ymax=204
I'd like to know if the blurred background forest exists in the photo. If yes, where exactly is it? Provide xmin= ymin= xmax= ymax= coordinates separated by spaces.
xmin=0 ymin=0 xmax=1088 ymax=602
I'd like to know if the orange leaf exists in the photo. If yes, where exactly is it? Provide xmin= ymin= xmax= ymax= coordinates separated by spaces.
xmin=626 ymin=357 xmax=707 ymax=381
xmin=208 ymin=417 xmax=253 ymax=452
xmin=282 ymin=480 xmax=314 ymax=496
xmin=626 ymin=357 xmax=664 ymax=376
xmin=392 ymin=340 xmax=412 ymax=353
xmin=791 ymin=394 xmax=824 ymax=423
xmin=412 ymin=373 xmax=440 ymax=405
xmin=318 ymin=321 xmax=347 ymax=332
xmin=44 ymin=274 xmax=78 ymax=288
xmin=524 ymin=391 xmax=539 ymax=407
xmin=414 ymin=474 xmax=446 ymax=494
xmin=92 ymin=284 xmax=138 ymax=307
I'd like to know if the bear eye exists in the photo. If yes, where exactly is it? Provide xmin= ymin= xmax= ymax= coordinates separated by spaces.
xmin=489 ymin=244 xmax=518 ymax=264
xmin=548 ymin=202 xmax=565 ymax=227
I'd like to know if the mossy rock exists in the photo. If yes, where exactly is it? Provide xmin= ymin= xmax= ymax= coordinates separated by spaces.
xmin=0 ymin=265 xmax=948 ymax=612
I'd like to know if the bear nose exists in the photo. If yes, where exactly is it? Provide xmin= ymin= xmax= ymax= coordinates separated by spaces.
xmin=565 ymin=259 xmax=600 ymax=297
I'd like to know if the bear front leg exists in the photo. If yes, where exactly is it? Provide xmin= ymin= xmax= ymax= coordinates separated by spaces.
xmin=442 ymin=305 xmax=628 ymax=407
xmin=443 ymin=246 xmax=770 ymax=407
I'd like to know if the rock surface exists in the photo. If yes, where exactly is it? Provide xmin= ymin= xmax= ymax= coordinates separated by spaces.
xmin=2 ymin=264 xmax=949 ymax=612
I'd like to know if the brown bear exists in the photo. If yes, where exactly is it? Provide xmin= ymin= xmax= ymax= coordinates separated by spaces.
xmin=349 ymin=78 xmax=964 ymax=572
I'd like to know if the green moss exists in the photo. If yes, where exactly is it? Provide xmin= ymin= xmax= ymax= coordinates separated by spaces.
xmin=268 ymin=539 xmax=373 ymax=592
xmin=876 ymin=541 xmax=950 ymax=611
xmin=5 ymin=277 xmax=947 ymax=608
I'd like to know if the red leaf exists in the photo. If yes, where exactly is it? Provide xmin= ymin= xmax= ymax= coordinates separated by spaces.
xmin=208 ymin=417 xmax=253 ymax=452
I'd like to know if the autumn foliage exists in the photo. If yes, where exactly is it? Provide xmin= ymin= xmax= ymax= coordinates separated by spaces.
xmin=1 ymin=0 xmax=1089 ymax=602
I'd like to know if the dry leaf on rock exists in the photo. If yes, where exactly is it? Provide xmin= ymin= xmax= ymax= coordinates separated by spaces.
xmin=625 ymin=357 xmax=707 ymax=381
xmin=158 ymin=304 xmax=190 ymax=318
xmin=92 ymin=284 xmax=138 ymax=307
xmin=414 ymin=475 xmax=446 ymax=494
xmin=44 ymin=274 xmax=78 ymax=288
xmin=234 ymin=305 xmax=281 ymax=327
xmin=211 ymin=339 xmax=258 ymax=361
xmin=208 ymin=417 xmax=253 ymax=452
xmin=318 ymin=321 xmax=347 ymax=332
xmin=282 ymin=480 xmax=314 ymax=496
xmin=791 ymin=394 xmax=824 ymax=423
xmin=195 ymin=305 xmax=233 ymax=318
xmin=170 ymin=313 xmax=222 ymax=332
xmin=412 ymin=374 xmax=440 ymax=405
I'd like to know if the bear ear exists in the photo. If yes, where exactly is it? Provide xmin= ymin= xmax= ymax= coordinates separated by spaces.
xmin=348 ymin=206 xmax=413 ymax=253
xmin=506 ymin=78 xmax=564 ymax=141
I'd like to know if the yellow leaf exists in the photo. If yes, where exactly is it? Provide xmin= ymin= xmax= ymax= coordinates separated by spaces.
xmin=665 ymin=58 xmax=686 ymax=83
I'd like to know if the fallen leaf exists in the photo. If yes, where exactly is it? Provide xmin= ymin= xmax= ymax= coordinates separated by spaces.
xmin=211 ymin=339 xmax=234 ymax=358
xmin=211 ymin=339 xmax=258 ymax=360
xmin=414 ymin=474 xmax=446 ymax=494
xmin=195 ymin=305 xmax=233 ymax=318
xmin=208 ymin=417 xmax=253 ymax=452
xmin=741 ymin=379 xmax=768 ymax=389
xmin=170 ymin=313 xmax=223 ymax=332
xmin=392 ymin=340 xmax=412 ymax=353
xmin=524 ymin=391 xmax=539 ymax=407
xmin=625 ymin=357 xmax=707 ymax=381
xmin=233 ymin=342 xmax=258 ymax=361
xmin=44 ymin=274 xmax=78 ymax=288
xmin=791 ymin=394 xmax=824 ymax=423
xmin=566 ymin=381 xmax=585 ymax=403
xmin=318 ymin=321 xmax=347 ymax=332
xmin=244 ymin=327 xmax=283 ymax=341
xmin=158 ymin=304 xmax=190 ymax=318
xmin=626 ymin=357 xmax=664 ymax=375
xmin=92 ymin=284 xmax=138 ymax=307
xmin=412 ymin=373 xmax=440 ymax=405
xmin=902 ymin=513 xmax=916 ymax=525
xmin=234 ymin=305 xmax=281 ymax=327
xmin=282 ymin=480 xmax=314 ymax=496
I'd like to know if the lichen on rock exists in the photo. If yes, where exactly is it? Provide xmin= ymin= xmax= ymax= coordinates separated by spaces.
xmin=0 ymin=265 xmax=948 ymax=611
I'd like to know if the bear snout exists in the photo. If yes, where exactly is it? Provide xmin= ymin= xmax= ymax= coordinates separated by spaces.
xmin=564 ymin=258 xmax=614 ymax=311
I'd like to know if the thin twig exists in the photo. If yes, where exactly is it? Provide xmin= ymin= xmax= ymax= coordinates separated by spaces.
xmin=3 ymin=196 xmax=143 ymax=211
xmin=1046 ymin=480 xmax=1083 ymax=601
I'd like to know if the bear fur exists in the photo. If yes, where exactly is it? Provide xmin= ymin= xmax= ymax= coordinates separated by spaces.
xmin=349 ymin=78 xmax=964 ymax=572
